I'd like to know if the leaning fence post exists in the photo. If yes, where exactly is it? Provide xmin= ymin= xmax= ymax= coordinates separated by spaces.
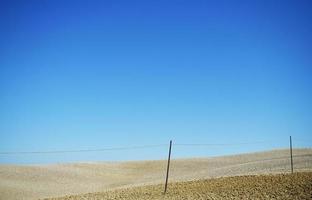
xmin=164 ymin=140 xmax=172 ymax=194
xmin=289 ymin=136 xmax=293 ymax=173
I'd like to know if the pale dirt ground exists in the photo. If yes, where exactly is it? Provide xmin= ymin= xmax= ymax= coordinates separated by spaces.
xmin=0 ymin=148 xmax=311 ymax=200
xmin=47 ymin=172 xmax=312 ymax=200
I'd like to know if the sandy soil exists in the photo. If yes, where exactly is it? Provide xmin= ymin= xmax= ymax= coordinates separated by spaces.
xmin=46 ymin=172 xmax=312 ymax=200
xmin=0 ymin=148 xmax=311 ymax=200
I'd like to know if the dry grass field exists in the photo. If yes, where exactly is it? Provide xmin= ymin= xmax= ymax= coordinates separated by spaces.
xmin=46 ymin=172 xmax=312 ymax=200
xmin=0 ymin=148 xmax=311 ymax=200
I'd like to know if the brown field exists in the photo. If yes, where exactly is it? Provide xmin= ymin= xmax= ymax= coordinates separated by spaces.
xmin=0 ymin=148 xmax=311 ymax=200
xmin=46 ymin=172 xmax=312 ymax=200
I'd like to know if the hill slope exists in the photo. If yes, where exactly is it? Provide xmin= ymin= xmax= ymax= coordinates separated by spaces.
xmin=0 ymin=148 xmax=311 ymax=200
xmin=46 ymin=172 xmax=312 ymax=200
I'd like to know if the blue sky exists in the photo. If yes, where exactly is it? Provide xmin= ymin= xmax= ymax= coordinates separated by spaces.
xmin=0 ymin=0 xmax=311 ymax=164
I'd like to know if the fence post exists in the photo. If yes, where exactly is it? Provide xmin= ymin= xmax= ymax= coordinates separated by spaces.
xmin=289 ymin=136 xmax=293 ymax=173
xmin=164 ymin=140 xmax=172 ymax=194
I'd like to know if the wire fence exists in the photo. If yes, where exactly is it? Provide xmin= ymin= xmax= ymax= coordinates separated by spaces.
xmin=0 ymin=137 xmax=311 ymax=163
xmin=0 ymin=140 xmax=293 ymax=155
xmin=0 ymin=137 xmax=312 ymax=192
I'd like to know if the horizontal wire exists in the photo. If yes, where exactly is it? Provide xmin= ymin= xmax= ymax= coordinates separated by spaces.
xmin=1 ymin=139 xmax=310 ymax=155
xmin=292 ymin=139 xmax=312 ymax=142
xmin=174 ymin=141 xmax=270 ymax=147
xmin=0 ymin=144 xmax=167 ymax=155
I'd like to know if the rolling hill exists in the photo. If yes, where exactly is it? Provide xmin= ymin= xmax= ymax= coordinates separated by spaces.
xmin=0 ymin=148 xmax=311 ymax=200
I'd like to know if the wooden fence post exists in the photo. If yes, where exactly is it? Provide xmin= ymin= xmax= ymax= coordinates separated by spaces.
xmin=164 ymin=140 xmax=172 ymax=194
xmin=290 ymin=136 xmax=293 ymax=173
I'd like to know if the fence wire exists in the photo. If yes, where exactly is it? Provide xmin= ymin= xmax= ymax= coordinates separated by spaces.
xmin=0 ymin=138 xmax=310 ymax=156
xmin=0 ymin=144 xmax=167 ymax=155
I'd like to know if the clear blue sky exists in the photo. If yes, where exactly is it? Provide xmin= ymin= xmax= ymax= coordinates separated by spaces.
xmin=0 ymin=0 xmax=311 ymax=164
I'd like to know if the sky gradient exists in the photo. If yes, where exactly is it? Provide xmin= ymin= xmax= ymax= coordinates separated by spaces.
xmin=0 ymin=0 xmax=311 ymax=164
